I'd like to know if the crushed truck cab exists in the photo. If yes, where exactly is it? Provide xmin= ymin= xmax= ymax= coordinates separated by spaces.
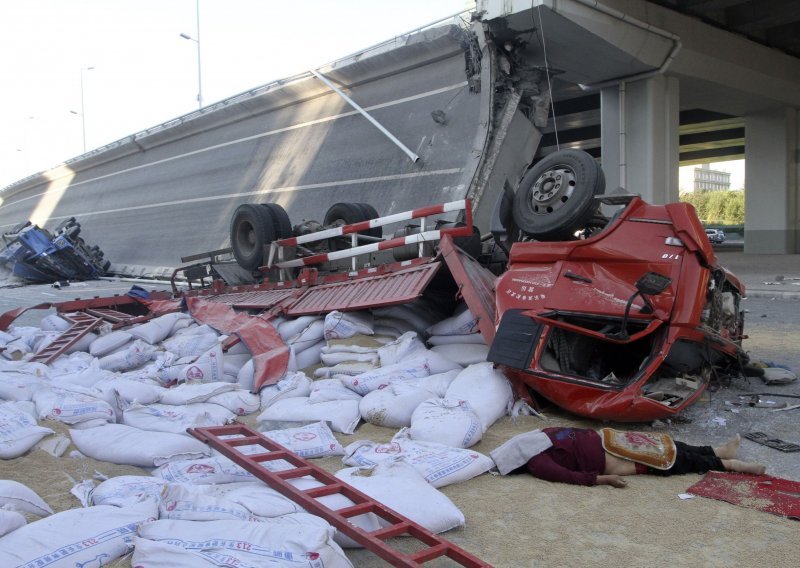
xmin=451 ymin=194 xmax=747 ymax=422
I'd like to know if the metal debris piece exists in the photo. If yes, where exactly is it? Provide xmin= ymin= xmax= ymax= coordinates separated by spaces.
xmin=742 ymin=431 xmax=800 ymax=452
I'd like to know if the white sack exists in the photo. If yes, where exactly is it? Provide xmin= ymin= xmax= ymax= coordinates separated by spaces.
xmin=158 ymin=380 xmax=235 ymax=405
xmin=277 ymin=315 xmax=321 ymax=342
xmin=257 ymin=397 xmax=361 ymax=435
xmin=89 ymin=330 xmax=133 ymax=357
xmin=33 ymin=385 xmax=115 ymax=425
xmin=261 ymin=421 xmax=345 ymax=458
xmin=162 ymin=331 xmax=220 ymax=359
xmin=236 ymin=358 xmax=255 ymax=390
xmin=322 ymin=343 xmax=379 ymax=355
xmin=324 ymin=310 xmax=374 ymax=340
xmin=0 ymin=359 xmax=50 ymax=377
xmin=377 ymin=331 xmax=427 ymax=366
xmin=308 ymin=378 xmax=363 ymax=403
xmin=407 ymin=369 xmax=460 ymax=397
xmin=170 ymin=481 xmax=302 ymax=518
xmin=98 ymin=339 xmax=156 ymax=372
xmin=70 ymin=423 xmax=212 ymax=467
xmin=320 ymin=351 xmax=379 ymax=366
xmin=259 ymin=371 xmax=313 ymax=409
xmin=206 ymin=389 xmax=261 ymax=415
xmin=0 ymin=509 xmax=26 ymax=537
xmin=336 ymin=460 xmax=465 ymax=534
xmin=426 ymin=306 xmax=479 ymax=336
xmin=294 ymin=339 xmax=325 ymax=370
xmin=89 ymin=475 xmax=167 ymax=507
xmin=128 ymin=312 xmax=191 ymax=344
xmin=314 ymin=361 xmax=377 ymax=378
xmin=136 ymin=518 xmax=353 ymax=568
xmin=48 ymin=359 xmax=116 ymax=389
xmin=94 ymin=376 xmax=165 ymax=406
xmin=152 ymin=455 xmax=254 ymax=484
xmin=0 ymin=499 xmax=158 ymax=568
xmin=0 ymin=402 xmax=54 ymax=459
xmin=158 ymin=343 xmax=225 ymax=385
xmin=159 ymin=483 xmax=256 ymax=522
xmin=359 ymin=383 xmax=437 ymax=428
xmin=431 ymin=343 xmax=490 ymax=366
xmin=287 ymin=476 xmax=382 ymax=548
xmin=122 ymin=402 xmax=235 ymax=435
xmin=445 ymin=362 xmax=514 ymax=432
xmin=39 ymin=314 xmax=72 ymax=332
xmin=427 ymin=333 xmax=486 ymax=346
xmin=409 ymin=398 xmax=483 ymax=448
xmin=287 ymin=320 xmax=325 ymax=354
xmin=0 ymin=372 xmax=44 ymax=401
xmin=340 ymin=359 xmax=431 ymax=396
xmin=343 ymin=428 xmax=494 ymax=488
xmin=222 ymin=352 xmax=251 ymax=375
xmin=0 ymin=479 xmax=53 ymax=516
xmin=131 ymin=536 xmax=221 ymax=568
xmin=372 ymin=303 xmax=439 ymax=335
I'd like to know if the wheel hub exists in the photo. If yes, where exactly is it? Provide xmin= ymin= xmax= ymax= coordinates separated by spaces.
xmin=530 ymin=166 xmax=576 ymax=214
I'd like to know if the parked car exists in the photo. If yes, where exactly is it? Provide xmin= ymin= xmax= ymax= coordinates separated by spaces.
xmin=705 ymin=228 xmax=726 ymax=244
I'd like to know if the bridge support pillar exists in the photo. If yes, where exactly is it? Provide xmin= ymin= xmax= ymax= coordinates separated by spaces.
xmin=744 ymin=107 xmax=798 ymax=254
xmin=601 ymin=74 xmax=680 ymax=205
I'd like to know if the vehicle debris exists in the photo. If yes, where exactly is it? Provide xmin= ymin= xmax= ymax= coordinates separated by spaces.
xmin=742 ymin=432 xmax=800 ymax=452
xmin=0 ymin=217 xmax=110 ymax=284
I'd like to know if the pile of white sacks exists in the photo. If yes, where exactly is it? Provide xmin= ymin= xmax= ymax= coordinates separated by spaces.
xmin=0 ymin=300 xmax=515 ymax=566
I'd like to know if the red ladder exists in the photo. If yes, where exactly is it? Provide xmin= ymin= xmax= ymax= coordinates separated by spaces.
xmin=29 ymin=312 xmax=103 ymax=364
xmin=188 ymin=424 xmax=491 ymax=568
xmin=29 ymin=308 xmax=146 ymax=364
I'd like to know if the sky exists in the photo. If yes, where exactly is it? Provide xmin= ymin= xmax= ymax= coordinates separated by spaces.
xmin=0 ymin=0 xmax=473 ymax=189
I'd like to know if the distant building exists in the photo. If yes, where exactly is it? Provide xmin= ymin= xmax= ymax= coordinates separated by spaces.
xmin=693 ymin=163 xmax=731 ymax=192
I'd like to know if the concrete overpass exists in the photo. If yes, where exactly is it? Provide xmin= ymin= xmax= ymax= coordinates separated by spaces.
xmin=480 ymin=0 xmax=800 ymax=253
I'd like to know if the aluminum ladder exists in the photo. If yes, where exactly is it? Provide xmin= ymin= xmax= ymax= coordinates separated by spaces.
xmin=189 ymin=424 xmax=491 ymax=568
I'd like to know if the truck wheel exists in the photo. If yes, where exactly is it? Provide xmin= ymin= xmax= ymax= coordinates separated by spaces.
xmin=260 ymin=203 xmax=293 ymax=239
xmin=513 ymin=149 xmax=605 ymax=241
xmin=231 ymin=204 xmax=275 ymax=271
xmin=324 ymin=202 xmax=381 ymax=250
xmin=354 ymin=203 xmax=382 ymax=239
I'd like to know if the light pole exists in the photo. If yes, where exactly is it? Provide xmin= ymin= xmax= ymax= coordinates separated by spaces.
xmin=71 ymin=66 xmax=94 ymax=153
xmin=180 ymin=0 xmax=203 ymax=108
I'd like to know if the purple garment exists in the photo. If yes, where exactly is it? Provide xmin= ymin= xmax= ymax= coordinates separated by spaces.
xmin=525 ymin=427 xmax=606 ymax=486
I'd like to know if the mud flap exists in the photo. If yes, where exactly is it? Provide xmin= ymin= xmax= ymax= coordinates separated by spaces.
xmin=486 ymin=309 xmax=542 ymax=370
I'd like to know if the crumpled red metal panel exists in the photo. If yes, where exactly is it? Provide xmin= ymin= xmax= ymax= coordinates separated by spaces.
xmin=285 ymin=262 xmax=441 ymax=315
xmin=440 ymin=235 xmax=497 ymax=344
xmin=184 ymin=297 xmax=289 ymax=391
xmin=200 ymin=289 xmax=297 ymax=309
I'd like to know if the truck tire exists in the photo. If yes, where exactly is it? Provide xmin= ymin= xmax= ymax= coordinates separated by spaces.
xmin=354 ymin=203 xmax=382 ymax=239
xmin=260 ymin=203 xmax=293 ymax=239
xmin=231 ymin=204 xmax=275 ymax=271
xmin=324 ymin=202 xmax=382 ymax=250
xmin=513 ymin=149 xmax=605 ymax=241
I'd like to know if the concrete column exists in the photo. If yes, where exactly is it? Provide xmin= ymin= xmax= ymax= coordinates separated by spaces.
xmin=601 ymin=75 xmax=680 ymax=204
xmin=744 ymin=108 xmax=798 ymax=254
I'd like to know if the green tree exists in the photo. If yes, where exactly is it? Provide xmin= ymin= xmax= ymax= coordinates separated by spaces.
xmin=679 ymin=190 xmax=744 ymax=225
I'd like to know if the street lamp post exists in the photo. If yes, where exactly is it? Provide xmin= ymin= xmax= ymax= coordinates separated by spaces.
xmin=180 ymin=0 xmax=203 ymax=108
xmin=71 ymin=66 xmax=94 ymax=153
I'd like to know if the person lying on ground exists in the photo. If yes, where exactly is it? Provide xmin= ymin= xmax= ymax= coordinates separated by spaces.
xmin=495 ymin=427 xmax=766 ymax=488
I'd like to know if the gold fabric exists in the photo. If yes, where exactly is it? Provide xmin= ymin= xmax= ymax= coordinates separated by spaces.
xmin=600 ymin=428 xmax=677 ymax=470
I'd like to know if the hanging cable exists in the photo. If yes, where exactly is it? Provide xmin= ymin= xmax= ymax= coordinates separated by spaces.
xmin=534 ymin=2 xmax=559 ymax=151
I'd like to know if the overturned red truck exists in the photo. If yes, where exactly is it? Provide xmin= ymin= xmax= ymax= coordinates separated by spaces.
xmin=0 ymin=150 xmax=747 ymax=422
